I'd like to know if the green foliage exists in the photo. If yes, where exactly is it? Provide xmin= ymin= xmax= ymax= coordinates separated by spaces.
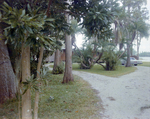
xmin=52 ymin=62 xmax=64 ymax=74
xmin=102 ymin=48 xmax=120 ymax=70
xmin=81 ymin=0 xmax=119 ymax=38
xmin=0 ymin=2 xmax=55 ymax=46
xmin=0 ymin=2 xmax=58 ymax=79
xmin=117 ymin=50 xmax=127 ymax=60
xmin=73 ymin=45 xmax=94 ymax=69
xmin=30 ymin=45 xmax=54 ymax=78
xmin=22 ymin=67 xmax=49 ymax=94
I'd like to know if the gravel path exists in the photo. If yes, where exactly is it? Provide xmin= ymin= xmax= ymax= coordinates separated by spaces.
xmin=73 ymin=66 xmax=150 ymax=119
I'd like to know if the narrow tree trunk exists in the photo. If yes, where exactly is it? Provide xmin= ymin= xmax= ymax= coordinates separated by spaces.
xmin=63 ymin=34 xmax=74 ymax=83
xmin=93 ymin=35 xmax=97 ymax=57
xmin=130 ymin=43 xmax=133 ymax=56
xmin=137 ymin=44 xmax=139 ymax=60
xmin=62 ymin=13 xmax=74 ymax=83
xmin=34 ymin=47 xmax=44 ymax=119
xmin=119 ymin=43 xmax=124 ymax=51
xmin=0 ymin=30 xmax=16 ymax=104
xmin=16 ymin=58 xmax=21 ymax=119
xmin=126 ymin=42 xmax=131 ymax=67
xmin=15 ymin=57 xmax=21 ymax=94
xmin=137 ymin=32 xmax=141 ymax=60
xmin=126 ymin=5 xmax=131 ymax=67
xmin=137 ymin=32 xmax=139 ymax=60
xmin=136 ymin=4 xmax=142 ymax=60
xmin=21 ymin=45 xmax=32 ymax=119
xmin=53 ymin=49 xmax=61 ymax=71
xmin=71 ymin=33 xmax=76 ymax=45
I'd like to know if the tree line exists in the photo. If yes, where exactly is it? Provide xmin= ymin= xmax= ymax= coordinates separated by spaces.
xmin=139 ymin=52 xmax=150 ymax=57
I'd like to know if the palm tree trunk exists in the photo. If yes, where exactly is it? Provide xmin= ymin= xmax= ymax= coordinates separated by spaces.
xmin=126 ymin=42 xmax=131 ymax=67
xmin=137 ymin=32 xmax=139 ymax=60
xmin=63 ymin=33 xmax=74 ymax=83
xmin=137 ymin=32 xmax=142 ymax=60
xmin=0 ymin=29 xmax=16 ymax=104
xmin=63 ymin=12 xmax=74 ymax=83
xmin=34 ymin=47 xmax=44 ymax=119
xmin=21 ymin=44 xmax=32 ymax=119
xmin=126 ymin=5 xmax=131 ymax=67
xmin=53 ymin=49 xmax=61 ymax=71
xmin=93 ymin=35 xmax=97 ymax=57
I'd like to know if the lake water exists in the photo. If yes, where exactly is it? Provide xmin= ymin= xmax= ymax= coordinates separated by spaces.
xmin=139 ymin=57 xmax=150 ymax=62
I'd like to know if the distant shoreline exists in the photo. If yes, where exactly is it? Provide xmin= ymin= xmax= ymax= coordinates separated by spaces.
xmin=139 ymin=56 xmax=150 ymax=57
xmin=139 ymin=57 xmax=150 ymax=62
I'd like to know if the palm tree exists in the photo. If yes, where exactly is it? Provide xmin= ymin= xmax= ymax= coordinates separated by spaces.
xmin=115 ymin=0 xmax=149 ymax=66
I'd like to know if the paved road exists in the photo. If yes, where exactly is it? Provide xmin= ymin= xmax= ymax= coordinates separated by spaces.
xmin=73 ymin=66 xmax=150 ymax=119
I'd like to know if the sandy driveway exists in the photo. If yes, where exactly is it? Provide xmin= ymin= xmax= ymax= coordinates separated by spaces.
xmin=73 ymin=66 xmax=150 ymax=119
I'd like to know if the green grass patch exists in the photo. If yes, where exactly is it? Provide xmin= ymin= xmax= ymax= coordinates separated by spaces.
xmin=73 ymin=64 xmax=137 ymax=77
xmin=0 ymin=72 xmax=102 ymax=119
xmin=139 ymin=62 xmax=150 ymax=67
xmin=0 ymin=99 xmax=19 ymax=119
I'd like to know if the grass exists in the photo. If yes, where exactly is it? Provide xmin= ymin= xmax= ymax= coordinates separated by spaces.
xmin=139 ymin=62 xmax=150 ymax=67
xmin=72 ymin=64 xmax=137 ymax=77
xmin=0 ymin=72 xmax=102 ymax=119
xmin=0 ymin=99 xmax=19 ymax=119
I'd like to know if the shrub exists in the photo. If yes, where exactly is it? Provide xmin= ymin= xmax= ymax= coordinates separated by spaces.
xmin=73 ymin=45 xmax=94 ymax=69
xmin=52 ymin=62 xmax=64 ymax=74
xmin=102 ymin=48 xmax=120 ymax=70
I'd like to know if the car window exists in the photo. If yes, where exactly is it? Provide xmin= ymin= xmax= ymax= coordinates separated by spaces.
xmin=130 ymin=57 xmax=135 ymax=60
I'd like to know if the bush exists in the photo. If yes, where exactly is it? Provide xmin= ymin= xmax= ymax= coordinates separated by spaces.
xmin=73 ymin=45 xmax=94 ymax=69
xmin=102 ymin=48 xmax=120 ymax=70
xmin=52 ymin=62 xmax=64 ymax=74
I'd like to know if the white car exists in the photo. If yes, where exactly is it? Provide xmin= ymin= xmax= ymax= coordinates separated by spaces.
xmin=120 ymin=57 xmax=142 ymax=66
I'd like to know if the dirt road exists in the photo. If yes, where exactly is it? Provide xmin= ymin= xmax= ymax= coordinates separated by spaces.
xmin=73 ymin=66 xmax=150 ymax=119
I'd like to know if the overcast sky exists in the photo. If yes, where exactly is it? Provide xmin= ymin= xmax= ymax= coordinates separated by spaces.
xmin=76 ymin=1 xmax=150 ymax=53
xmin=138 ymin=0 xmax=150 ymax=53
